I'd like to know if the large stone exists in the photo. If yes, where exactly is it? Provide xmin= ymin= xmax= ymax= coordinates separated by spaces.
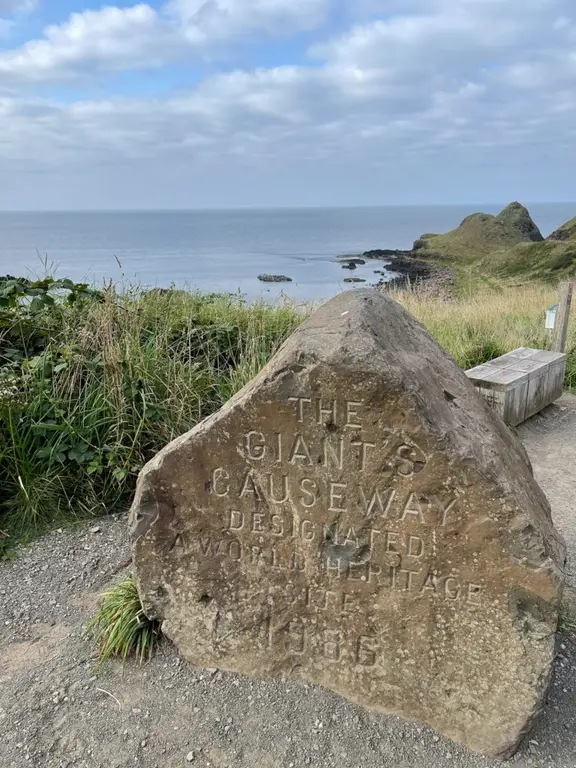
xmin=129 ymin=289 xmax=565 ymax=759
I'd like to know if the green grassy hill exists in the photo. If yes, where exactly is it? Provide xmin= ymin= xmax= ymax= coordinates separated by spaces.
xmin=483 ymin=240 xmax=576 ymax=281
xmin=482 ymin=212 xmax=576 ymax=281
xmin=413 ymin=202 xmax=544 ymax=262
xmin=413 ymin=202 xmax=576 ymax=283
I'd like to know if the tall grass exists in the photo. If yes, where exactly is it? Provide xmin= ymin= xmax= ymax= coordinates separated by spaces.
xmin=0 ymin=285 xmax=300 ymax=552
xmin=1 ymin=280 xmax=573 ymax=553
xmin=393 ymin=283 xmax=576 ymax=386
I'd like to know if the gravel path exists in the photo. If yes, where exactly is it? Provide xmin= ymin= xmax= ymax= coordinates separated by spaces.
xmin=518 ymin=394 xmax=576 ymax=611
xmin=2 ymin=398 xmax=576 ymax=768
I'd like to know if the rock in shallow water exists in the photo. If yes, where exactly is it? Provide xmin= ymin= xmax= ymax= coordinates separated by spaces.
xmin=129 ymin=288 xmax=565 ymax=759
xmin=257 ymin=274 xmax=293 ymax=283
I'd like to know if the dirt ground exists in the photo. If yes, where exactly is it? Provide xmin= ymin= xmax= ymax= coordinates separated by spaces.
xmin=2 ymin=397 xmax=576 ymax=768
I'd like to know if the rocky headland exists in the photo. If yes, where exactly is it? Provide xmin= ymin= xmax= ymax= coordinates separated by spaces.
xmin=255 ymin=203 xmax=575 ymax=296
xmin=357 ymin=202 xmax=576 ymax=294
xmin=548 ymin=217 xmax=576 ymax=242
xmin=412 ymin=201 xmax=544 ymax=260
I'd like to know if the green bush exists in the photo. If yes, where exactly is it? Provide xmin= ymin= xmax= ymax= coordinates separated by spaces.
xmin=0 ymin=278 xmax=300 ymax=554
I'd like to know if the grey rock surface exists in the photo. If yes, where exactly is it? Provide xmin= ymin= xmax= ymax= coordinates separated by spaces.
xmin=130 ymin=288 xmax=565 ymax=758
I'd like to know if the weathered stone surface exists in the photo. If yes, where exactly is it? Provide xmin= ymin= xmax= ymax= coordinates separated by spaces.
xmin=129 ymin=289 xmax=565 ymax=759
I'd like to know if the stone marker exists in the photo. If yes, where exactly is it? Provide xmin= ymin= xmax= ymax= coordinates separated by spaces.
xmin=129 ymin=288 xmax=565 ymax=758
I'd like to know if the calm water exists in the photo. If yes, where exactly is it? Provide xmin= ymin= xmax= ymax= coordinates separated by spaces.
xmin=0 ymin=205 xmax=574 ymax=302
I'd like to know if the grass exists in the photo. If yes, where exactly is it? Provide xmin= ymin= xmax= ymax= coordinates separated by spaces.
xmin=482 ymin=241 xmax=576 ymax=282
xmin=1 ymin=277 xmax=575 ymax=557
xmin=88 ymin=575 xmax=160 ymax=664
xmin=414 ymin=203 xmax=576 ymax=283
xmin=392 ymin=282 xmax=576 ymax=383
xmin=0 ymin=282 xmax=301 ymax=555
xmin=414 ymin=203 xmax=544 ymax=263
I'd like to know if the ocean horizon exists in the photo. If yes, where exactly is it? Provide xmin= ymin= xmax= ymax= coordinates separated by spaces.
xmin=1 ymin=203 xmax=574 ymax=302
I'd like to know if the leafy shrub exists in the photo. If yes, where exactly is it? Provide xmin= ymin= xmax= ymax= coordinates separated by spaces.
xmin=0 ymin=278 xmax=300 ymax=553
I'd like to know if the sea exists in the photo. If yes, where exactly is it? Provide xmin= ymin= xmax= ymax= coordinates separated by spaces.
xmin=0 ymin=204 xmax=574 ymax=303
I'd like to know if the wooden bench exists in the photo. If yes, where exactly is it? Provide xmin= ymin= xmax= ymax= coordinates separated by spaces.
xmin=466 ymin=348 xmax=567 ymax=426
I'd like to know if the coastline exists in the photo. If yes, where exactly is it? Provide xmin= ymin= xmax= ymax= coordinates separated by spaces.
xmin=1 ymin=203 xmax=574 ymax=302
xmin=340 ymin=249 xmax=454 ymax=299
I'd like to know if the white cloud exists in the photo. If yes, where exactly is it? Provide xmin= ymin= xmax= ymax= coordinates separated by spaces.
xmin=169 ymin=0 xmax=331 ymax=41
xmin=0 ymin=0 xmax=575 ymax=207
xmin=0 ymin=5 xmax=180 ymax=81
xmin=315 ymin=0 xmax=571 ymax=70
xmin=0 ymin=0 xmax=331 ymax=81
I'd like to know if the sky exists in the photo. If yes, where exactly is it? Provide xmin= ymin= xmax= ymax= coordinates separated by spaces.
xmin=0 ymin=0 xmax=575 ymax=210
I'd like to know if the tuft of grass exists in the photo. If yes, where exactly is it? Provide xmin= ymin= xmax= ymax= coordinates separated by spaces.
xmin=88 ymin=575 xmax=160 ymax=665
